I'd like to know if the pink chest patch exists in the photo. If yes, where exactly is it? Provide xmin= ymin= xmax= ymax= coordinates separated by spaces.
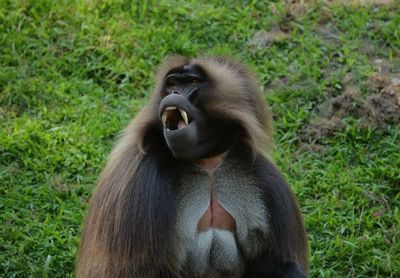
xmin=197 ymin=193 xmax=236 ymax=232
xmin=195 ymin=153 xmax=236 ymax=232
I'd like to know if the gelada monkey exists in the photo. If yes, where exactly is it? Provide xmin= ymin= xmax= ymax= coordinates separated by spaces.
xmin=76 ymin=56 xmax=308 ymax=278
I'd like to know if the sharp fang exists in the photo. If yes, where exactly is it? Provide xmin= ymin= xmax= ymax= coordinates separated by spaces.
xmin=162 ymin=113 xmax=167 ymax=127
xmin=165 ymin=106 xmax=176 ymax=110
xmin=179 ymin=109 xmax=188 ymax=125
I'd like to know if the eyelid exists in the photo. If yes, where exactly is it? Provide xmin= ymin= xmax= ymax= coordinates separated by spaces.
xmin=166 ymin=75 xmax=204 ymax=87
xmin=167 ymin=79 xmax=178 ymax=87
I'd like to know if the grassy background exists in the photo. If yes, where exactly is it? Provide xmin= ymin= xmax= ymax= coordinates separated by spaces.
xmin=1 ymin=0 xmax=399 ymax=277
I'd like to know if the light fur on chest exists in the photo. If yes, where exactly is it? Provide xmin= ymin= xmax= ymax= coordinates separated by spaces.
xmin=172 ymin=156 xmax=269 ymax=277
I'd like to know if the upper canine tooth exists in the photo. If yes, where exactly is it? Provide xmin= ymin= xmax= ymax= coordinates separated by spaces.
xmin=162 ymin=113 xmax=167 ymax=127
xmin=179 ymin=109 xmax=188 ymax=125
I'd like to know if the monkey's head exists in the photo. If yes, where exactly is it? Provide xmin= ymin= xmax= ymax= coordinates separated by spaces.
xmin=134 ymin=56 xmax=273 ymax=161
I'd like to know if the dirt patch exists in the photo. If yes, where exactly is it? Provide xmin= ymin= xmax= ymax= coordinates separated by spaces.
xmin=330 ymin=0 xmax=396 ymax=6
xmin=315 ymin=22 xmax=341 ymax=46
xmin=301 ymin=75 xmax=400 ymax=142
xmin=263 ymin=76 xmax=289 ymax=94
xmin=302 ymin=87 xmax=362 ymax=142
xmin=364 ymin=74 xmax=400 ymax=127
xmin=299 ymin=142 xmax=327 ymax=153
xmin=313 ymin=117 xmax=345 ymax=134
xmin=302 ymin=116 xmax=346 ymax=142
xmin=269 ymin=0 xmax=396 ymax=20
xmin=324 ymin=87 xmax=364 ymax=118
xmin=285 ymin=0 xmax=396 ymax=7
xmin=248 ymin=26 xmax=291 ymax=51
xmin=371 ymin=58 xmax=400 ymax=75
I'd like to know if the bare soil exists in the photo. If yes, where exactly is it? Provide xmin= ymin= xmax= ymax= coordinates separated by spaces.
xmin=302 ymin=73 xmax=400 ymax=142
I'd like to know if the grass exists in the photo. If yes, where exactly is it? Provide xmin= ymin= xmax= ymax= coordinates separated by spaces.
xmin=1 ymin=0 xmax=399 ymax=277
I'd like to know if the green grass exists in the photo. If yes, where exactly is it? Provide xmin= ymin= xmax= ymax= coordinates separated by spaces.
xmin=1 ymin=1 xmax=399 ymax=277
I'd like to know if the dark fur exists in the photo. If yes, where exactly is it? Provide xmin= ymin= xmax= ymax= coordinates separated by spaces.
xmin=76 ymin=56 xmax=308 ymax=277
xmin=245 ymin=147 xmax=308 ymax=277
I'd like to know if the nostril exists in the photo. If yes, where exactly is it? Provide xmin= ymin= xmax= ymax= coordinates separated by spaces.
xmin=166 ymin=88 xmax=179 ymax=95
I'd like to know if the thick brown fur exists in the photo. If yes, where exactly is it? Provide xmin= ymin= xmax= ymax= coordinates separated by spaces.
xmin=76 ymin=56 xmax=307 ymax=277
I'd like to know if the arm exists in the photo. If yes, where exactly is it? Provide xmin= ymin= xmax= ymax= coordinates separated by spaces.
xmin=245 ymin=154 xmax=308 ymax=278
xmin=77 ymin=136 xmax=178 ymax=277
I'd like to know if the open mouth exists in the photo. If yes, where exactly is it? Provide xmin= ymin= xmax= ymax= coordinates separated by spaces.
xmin=161 ymin=106 xmax=192 ymax=131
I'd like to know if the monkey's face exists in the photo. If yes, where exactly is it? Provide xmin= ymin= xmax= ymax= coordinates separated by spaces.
xmin=153 ymin=56 xmax=270 ymax=161
xmin=158 ymin=64 xmax=235 ymax=161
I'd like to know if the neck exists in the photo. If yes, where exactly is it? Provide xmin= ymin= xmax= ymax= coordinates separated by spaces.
xmin=195 ymin=152 xmax=227 ymax=173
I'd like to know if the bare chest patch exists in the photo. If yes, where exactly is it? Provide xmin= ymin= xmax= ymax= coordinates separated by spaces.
xmin=173 ymin=154 xmax=269 ymax=277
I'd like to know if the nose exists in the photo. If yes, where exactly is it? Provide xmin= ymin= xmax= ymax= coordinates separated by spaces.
xmin=167 ymin=88 xmax=180 ymax=95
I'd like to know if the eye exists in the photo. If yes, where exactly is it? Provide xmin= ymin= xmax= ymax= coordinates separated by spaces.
xmin=189 ymin=78 xmax=199 ymax=84
xmin=167 ymin=79 xmax=179 ymax=87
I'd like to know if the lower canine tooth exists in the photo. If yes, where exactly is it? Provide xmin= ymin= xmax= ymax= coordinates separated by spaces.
xmin=162 ymin=114 xmax=167 ymax=127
